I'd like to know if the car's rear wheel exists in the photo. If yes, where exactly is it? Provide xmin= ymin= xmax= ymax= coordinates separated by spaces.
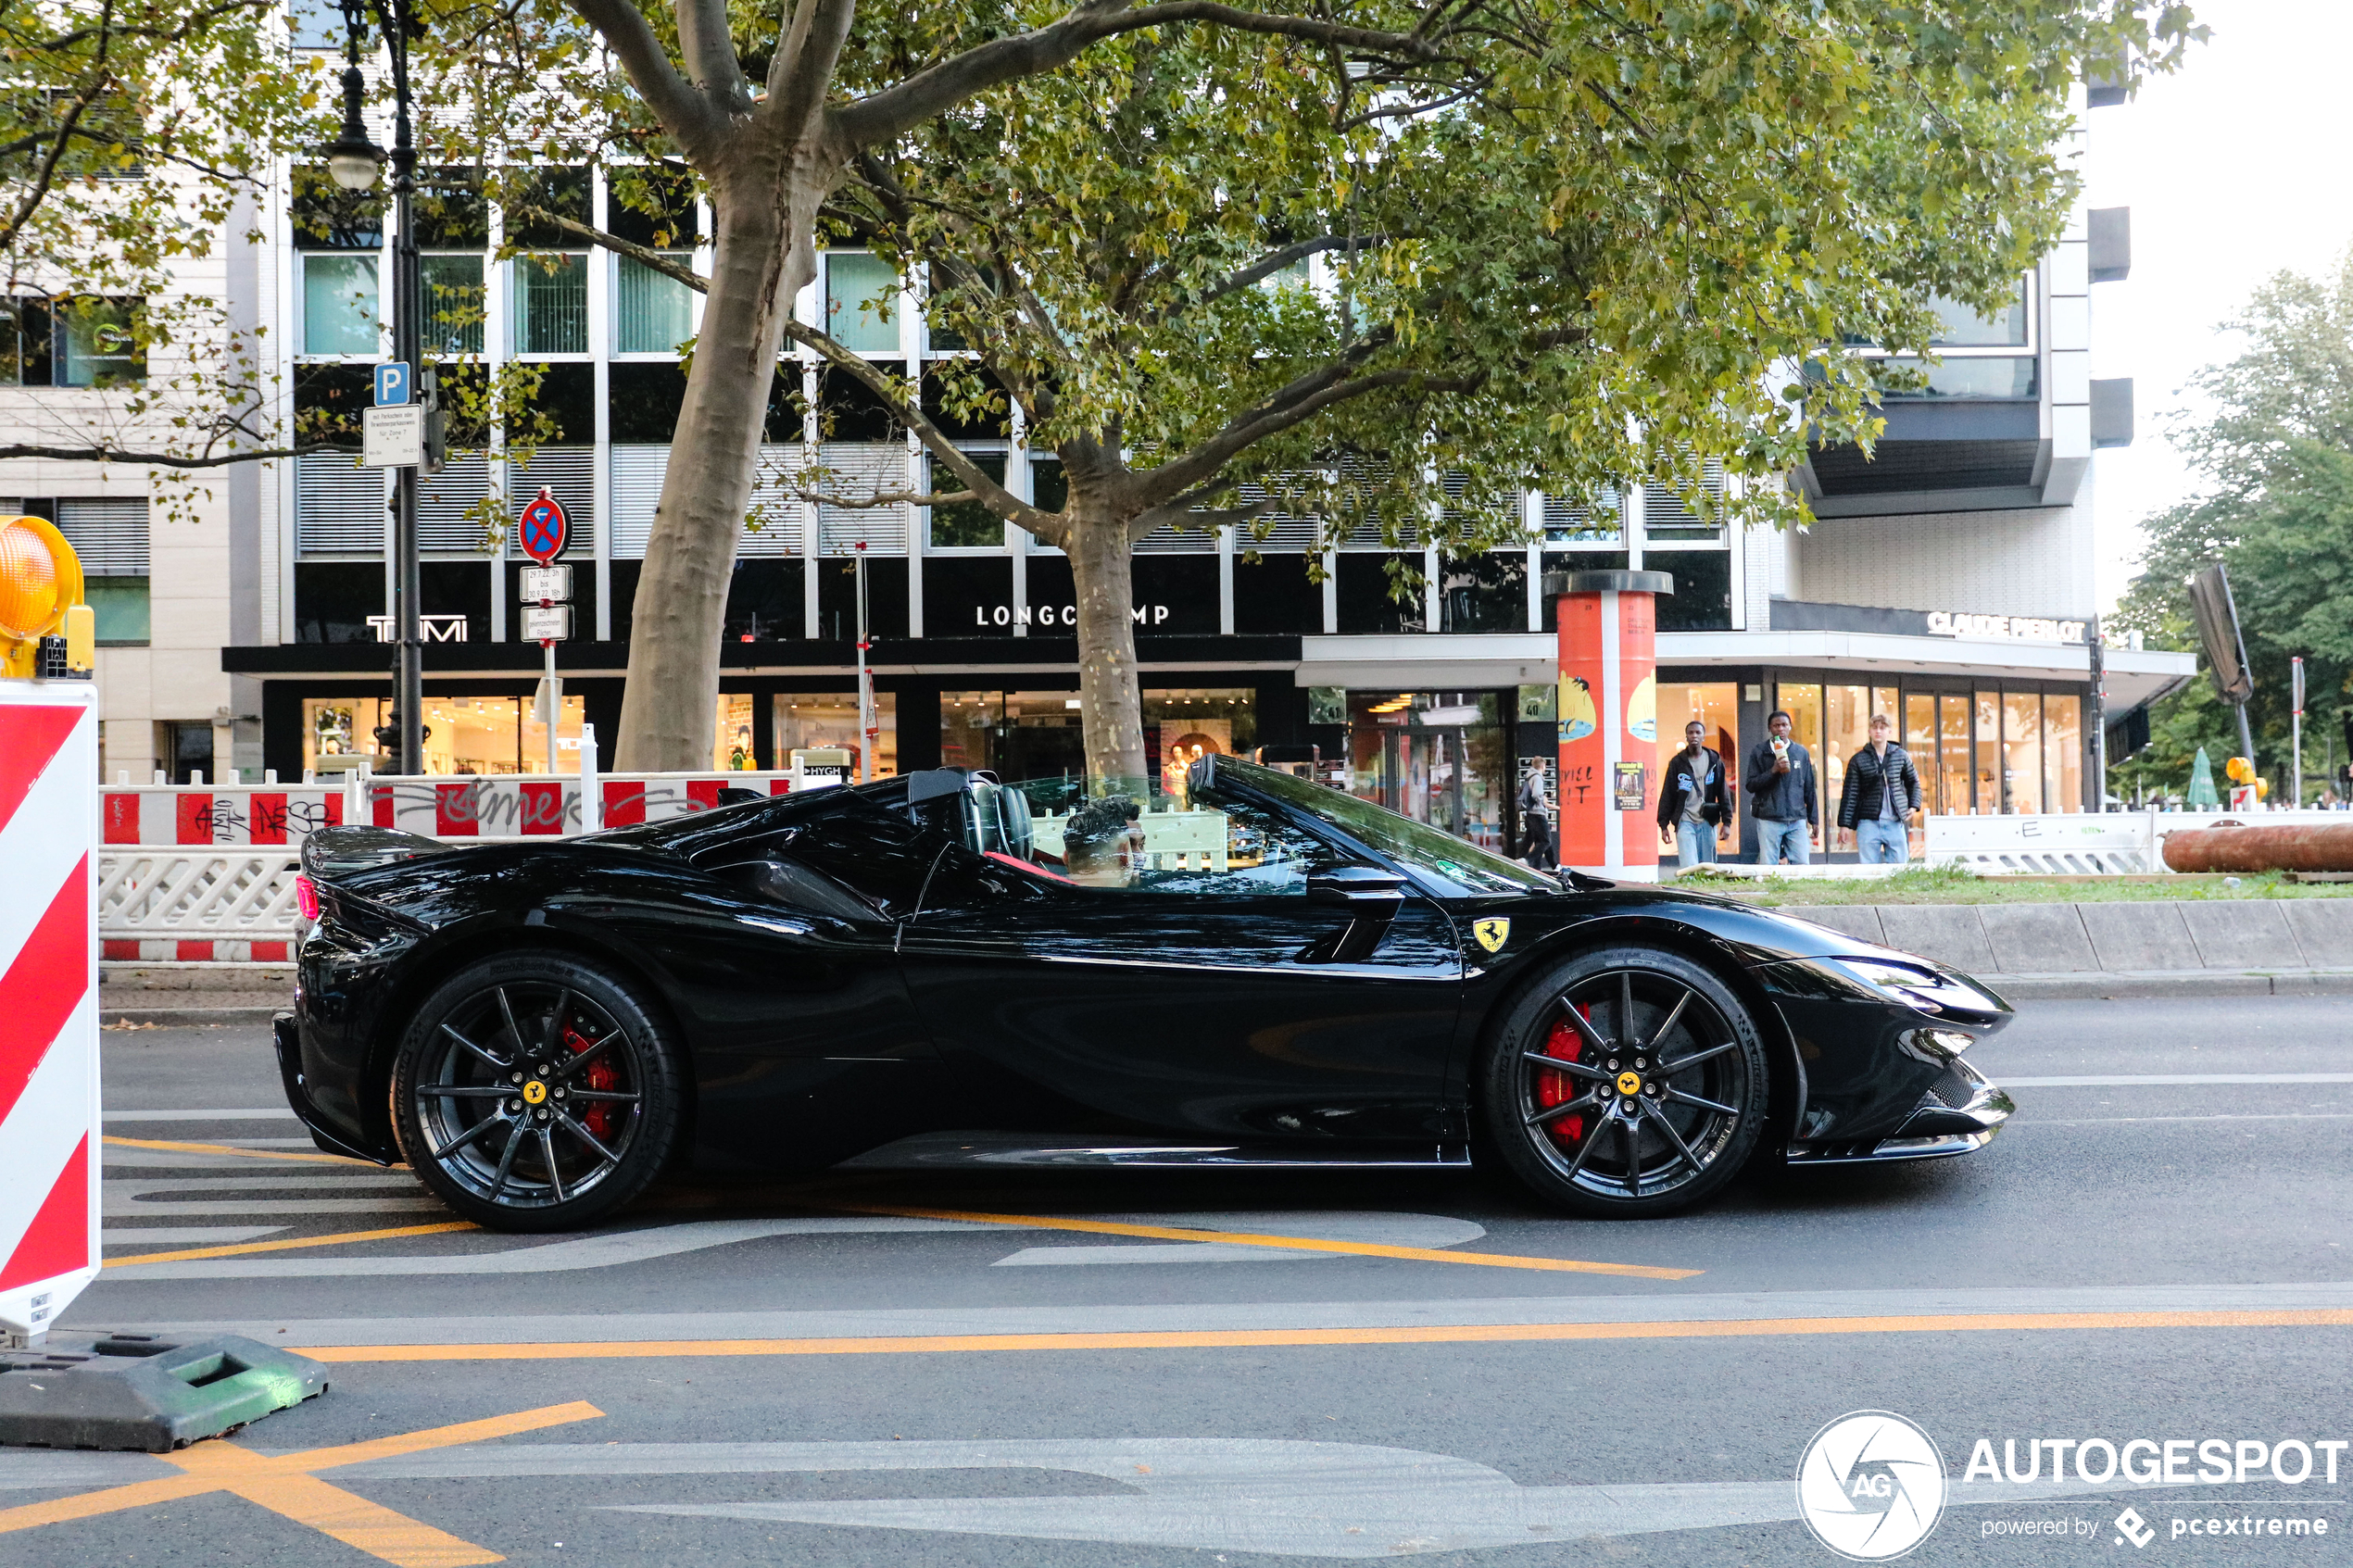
xmin=1479 ymin=946 xmax=1768 ymax=1218
xmin=391 ymin=953 xmax=683 ymax=1232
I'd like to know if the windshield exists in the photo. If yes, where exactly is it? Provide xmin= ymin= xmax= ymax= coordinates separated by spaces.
xmin=1212 ymin=756 xmax=1561 ymax=897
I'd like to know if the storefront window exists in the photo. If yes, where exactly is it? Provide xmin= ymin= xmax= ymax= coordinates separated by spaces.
xmin=1975 ymin=690 xmax=2001 ymax=813
xmin=302 ymin=695 xmax=584 ymax=776
xmin=1904 ymin=694 xmax=1938 ymax=810
xmin=1774 ymin=683 xmax=1823 ymax=847
xmin=1345 ymin=692 xmax=1506 ymax=851
xmin=1941 ymin=695 xmax=1972 ymax=816
xmin=776 ymin=692 xmax=898 ymax=779
xmin=2003 ymin=691 xmax=2044 ymax=814
xmin=715 ymin=694 xmax=755 ymax=771
xmin=1821 ymin=684 xmax=1870 ymax=830
xmin=2045 ymin=694 xmax=2083 ymax=812
xmin=1145 ymin=689 xmax=1256 ymax=804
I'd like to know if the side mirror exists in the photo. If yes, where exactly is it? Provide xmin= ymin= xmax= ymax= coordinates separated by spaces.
xmin=1307 ymin=866 xmax=1408 ymax=909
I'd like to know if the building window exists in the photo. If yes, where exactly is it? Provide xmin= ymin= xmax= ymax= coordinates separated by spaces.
xmin=1876 ymin=356 xmax=2037 ymax=400
xmin=825 ymin=252 xmax=900 ymax=355
xmin=512 ymin=254 xmax=588 ymax=355
xmin=55 ymin=497 xmax=150 ymax=644
xmin=302 ymin=256 xmax=378 ymax=356
xmin=927 ymin=455 xmax=1006 ymax=547
xmin=778 ymin=692 xmax=899 ymax=778
xmin=1928 ymin=288 xmax=2030 ymax=347
xmin=615 ymin=255 xmax=693 ymax=353
xmin=54 ymin=297 xmax=145 ymax=385
xmin=421 ymin=255 xmax=484 ymax=355
xmin=302 ymin=694 xmax=585 ymax=776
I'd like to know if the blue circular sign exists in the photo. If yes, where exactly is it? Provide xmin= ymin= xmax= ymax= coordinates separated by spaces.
xmin=519 ymin=488 xmax=568 ymax=564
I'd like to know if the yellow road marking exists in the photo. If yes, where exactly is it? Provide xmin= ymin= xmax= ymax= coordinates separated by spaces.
xmin=299 ymin=1308 xmax=2353 ymax=1364
xmin=0 ymin=1399 xmax=603 ymax=1565
xmin=106 ymin=1221 xmax=474 ymax=1268
xmin=830 ymin=1201 xmax=1703 ymax=1280
xmin=103 ymin=1134 xmax=396 ymax=1168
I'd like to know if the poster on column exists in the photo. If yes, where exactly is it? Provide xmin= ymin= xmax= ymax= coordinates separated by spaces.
xmin=1555 ymin=593 xmax=1606 ymax=867
xmin=1616 ymin=590 xmax=1658 ymax=872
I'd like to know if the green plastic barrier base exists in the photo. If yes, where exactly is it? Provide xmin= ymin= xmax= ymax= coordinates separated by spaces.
xmin=0 ymin=1333 xmax=327 ymax=1451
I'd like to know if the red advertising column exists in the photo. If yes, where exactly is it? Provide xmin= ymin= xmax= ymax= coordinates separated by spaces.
xmin=1548 ymin=569 xmax=1674 ymax=881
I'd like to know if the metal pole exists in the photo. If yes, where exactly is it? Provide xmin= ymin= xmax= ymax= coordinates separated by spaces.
xmin=544 ymin=637 xmax=559 ymax=774
xmin=2292 ymin=655 xmax=2304 ymax=809
xmin=2087 ymin=625 xmax=2107 ymax=811
xmin=378 ymin=0 xmax=422 ymax=776
xmin=853 ymin=543 xmax=873 ymax=784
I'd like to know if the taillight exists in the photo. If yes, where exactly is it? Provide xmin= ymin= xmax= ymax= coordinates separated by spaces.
xmin=294 ymin=874 xmax=321 ymax=922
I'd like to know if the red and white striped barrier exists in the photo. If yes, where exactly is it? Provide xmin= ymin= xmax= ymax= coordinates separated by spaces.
xmin=1 ymin=676 xmax=100 ymax=1348
xmin=103 ymin=782 xmax=343 ymax=848
xmin=94 ymin=767 xmax=825 ymax=965
xmin=359 ymin=771 xmax=795 ymax=838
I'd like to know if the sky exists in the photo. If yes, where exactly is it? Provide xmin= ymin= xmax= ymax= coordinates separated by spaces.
xmin=2084 ymin=0 xmax=2353 ymax=611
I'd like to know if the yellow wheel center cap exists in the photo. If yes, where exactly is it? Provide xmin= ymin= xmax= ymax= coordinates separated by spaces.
xmin=522 ymin=1080 xmax=547 ymax=1106
xmin=1616 ymin=1071 xmax=1643 ymax=1097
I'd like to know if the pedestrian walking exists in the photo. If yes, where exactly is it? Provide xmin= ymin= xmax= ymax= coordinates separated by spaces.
xmin=1745 ymin=710 xmax=1818 ymax=865
xmin=1835 ymin=712 xmax=1921 ymax=863
xmin=1656 ymin=720 xmax=1727 ymax=869
xmin=1516 ymin=763 xmax=1556 ymax=869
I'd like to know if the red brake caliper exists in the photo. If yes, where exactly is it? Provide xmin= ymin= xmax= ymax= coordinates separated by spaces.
xmin=1533 ymin=1008 xmax=1588 ymax=1147
xmin=565 ymin=1023 xmax=620 ymax=1141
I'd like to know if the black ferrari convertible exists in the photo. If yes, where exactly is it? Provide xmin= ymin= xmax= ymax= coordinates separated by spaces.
xmin=277 ymin=756 xmax=2013 ymax=1231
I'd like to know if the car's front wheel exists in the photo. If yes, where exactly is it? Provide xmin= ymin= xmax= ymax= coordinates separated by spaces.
xmin=1479 ymin=946 xmax=1768 ymax=1218
xmin=391 ymin=953 xmax=683 ymax=1232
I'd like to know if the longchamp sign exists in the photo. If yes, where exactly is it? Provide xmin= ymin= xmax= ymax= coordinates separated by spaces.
xmin=972 ymin=603 xmax=1174 ymax=629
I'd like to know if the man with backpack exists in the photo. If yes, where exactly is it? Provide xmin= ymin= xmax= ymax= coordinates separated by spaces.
xmin=1656 ymin=721 xmax=1727 ymax=868
xmin=1836 ymin=712 xmax=1923 ymax=863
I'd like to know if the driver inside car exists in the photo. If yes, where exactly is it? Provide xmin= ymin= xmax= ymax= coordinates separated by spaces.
xmin=1061 ymin=797 xmax=1143 ymax=886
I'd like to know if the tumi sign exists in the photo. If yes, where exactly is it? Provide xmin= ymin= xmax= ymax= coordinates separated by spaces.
xmin=1927 ymin=610 xmax=2088 ymax=646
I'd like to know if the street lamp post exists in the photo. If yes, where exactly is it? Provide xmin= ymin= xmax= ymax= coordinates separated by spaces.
xmin=325 ymin=0 xmax=422 ymax=776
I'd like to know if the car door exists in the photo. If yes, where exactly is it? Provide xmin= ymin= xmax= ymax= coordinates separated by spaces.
xmin=650 ymin=798 xmax=959 ymax=1169
xmin=895 ymin=787 xmax=1462 ymax=1145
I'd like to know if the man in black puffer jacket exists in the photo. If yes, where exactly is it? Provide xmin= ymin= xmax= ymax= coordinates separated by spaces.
xmin=1835 ymin=713 xmax=1922 ymax=863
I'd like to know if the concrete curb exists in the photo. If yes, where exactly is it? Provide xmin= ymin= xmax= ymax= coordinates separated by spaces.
xmin=1989 ymin=970 xmax=2353 ymax=1000
xmin=101 ymin=1006 xmax=283 ymax=1027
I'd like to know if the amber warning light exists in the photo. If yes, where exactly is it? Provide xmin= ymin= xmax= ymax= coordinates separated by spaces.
xmin=0 ymin=513 xmax=94 ymax=678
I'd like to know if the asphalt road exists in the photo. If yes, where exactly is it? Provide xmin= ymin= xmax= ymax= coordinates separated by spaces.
xmin=7 ymin=996 xmax=2350 ymax=1566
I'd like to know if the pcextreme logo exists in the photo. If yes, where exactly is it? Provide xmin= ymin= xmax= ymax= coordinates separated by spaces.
xmin=1795 ymin=1411 xmax=1948 ymax=1561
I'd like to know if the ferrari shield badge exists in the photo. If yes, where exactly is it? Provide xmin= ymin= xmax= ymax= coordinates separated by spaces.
xmin=1473 ymin=917 xmax=1510 ymax=954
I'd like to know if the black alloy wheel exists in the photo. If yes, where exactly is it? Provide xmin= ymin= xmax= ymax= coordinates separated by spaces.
xmin=1479 ymin=946 xmax=1768 ymax=1218
xmin=391 ymin=953 xmax=683 ymax=1232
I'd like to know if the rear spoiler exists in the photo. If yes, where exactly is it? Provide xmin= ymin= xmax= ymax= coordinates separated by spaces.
xmin=298 ymin=824 xmax=457 ymax=881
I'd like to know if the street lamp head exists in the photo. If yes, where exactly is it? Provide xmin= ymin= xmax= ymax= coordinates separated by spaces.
xmin=322 ymin=65 xmax=383 ymax=192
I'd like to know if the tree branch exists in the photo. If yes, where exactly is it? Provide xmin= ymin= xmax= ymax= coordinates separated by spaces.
xmin=1153 ymin=233 xmax=1390 ymax=324
xmin=563 ymin=0 xmax=727 ymax=157
xmin=778 ymin=317 xmax=1057 ymax=537
xmin=794 ymin=485 xmax=978 ymax=508
xmin=831 ymin=0 xmax=1447 ymax=151
xmin=0 ymin=441 xmax=320 ymax=467
xmin=508 ymin=205 xmax=706 ymax=290
xmin=0 ymin=3 xmax=111 ymax=258
xmin=673 ymin=0 xmax=748 ymax=109
xmin=768 ymin=0 xmax=859 ymax=139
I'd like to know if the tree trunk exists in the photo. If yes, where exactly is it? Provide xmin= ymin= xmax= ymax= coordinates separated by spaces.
xmin=613 ymin=161 xmax=816 ymax=771
xmin=1068 ymin=516 xmax=1150 ymax=788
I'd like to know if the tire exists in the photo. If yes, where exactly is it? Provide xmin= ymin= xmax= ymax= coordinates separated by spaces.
xmin=1478 ymin=945 xmax=1768 ymax=1218
xmin=391 ymin=952 xmax=684 ymax=1232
